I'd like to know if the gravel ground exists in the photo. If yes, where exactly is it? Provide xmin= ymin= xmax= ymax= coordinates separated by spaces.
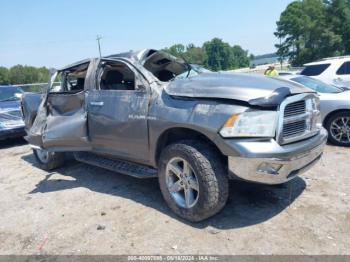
xmin=0 ymin=138 xmax=349 ymax=255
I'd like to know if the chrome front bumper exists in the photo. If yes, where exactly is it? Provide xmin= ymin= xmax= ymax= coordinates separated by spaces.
xmin=228 ymin=128 xmax=327 ymax=185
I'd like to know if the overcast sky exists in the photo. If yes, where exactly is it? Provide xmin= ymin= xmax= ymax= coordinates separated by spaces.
xmin=0 ymin=0 xmax=293 ymax=68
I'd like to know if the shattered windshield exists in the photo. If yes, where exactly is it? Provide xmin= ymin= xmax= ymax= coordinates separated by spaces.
xmin=174 ymin=64 xmax=211 ymax=80
xmin=0 ymin=86 xmax=24 ymax=102
xmin=143 ymin=50 xmax=211 ymax=82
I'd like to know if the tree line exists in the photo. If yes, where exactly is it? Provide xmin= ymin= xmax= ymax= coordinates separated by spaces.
xmin=4 ymin=0 xmax=350 ymax=86
xmin=0 ymin=65 xmax=50 ymax=85
xmin=163 ymin=38 xmax=250 ymax=71
xmin=275 ymin=0 xmax=350 ymax=66
xmin=0 ymin=38 xmax=251 ymax=85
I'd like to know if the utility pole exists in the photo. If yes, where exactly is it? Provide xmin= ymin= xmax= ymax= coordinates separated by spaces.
xmin=96 ymin=35 xmax=102 ymax=58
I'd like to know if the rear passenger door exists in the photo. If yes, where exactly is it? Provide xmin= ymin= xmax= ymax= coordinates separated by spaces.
xmin=41 ymin=62 xmax=92 ymax=151
xmin=335 ymin=61 xmax=350 ymax=88
xmin=87 ymin=59 xmax=151 ymax=164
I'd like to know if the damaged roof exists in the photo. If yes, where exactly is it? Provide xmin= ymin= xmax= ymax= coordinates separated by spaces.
xmin=58 ymin=49 xmax=152 ymax=71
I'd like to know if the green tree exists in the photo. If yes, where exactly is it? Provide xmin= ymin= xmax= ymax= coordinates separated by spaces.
xmin=8 ymin=65 xmax=27 ymax=84
xmin=326 ymin=0 xmax=350 ymax=54
xmin=163 ymin=39 xmax=250 ymax=71
xmin=0 ymin=67 xmax=9 ymax=85
xmin=37 ymin=67 xmax=50 ymax=83
xmin=275 ymin=0 xmax=350 ymax=66
xmin=232 ymin=45 xmax=250 ymax=68
xmin=203 ymin=38 xmax=236 ymax=71
xmin=6 ymin=65 xmax=50 ymax=84
xmin=184 ymin=44 xmax=205 ymax=65
xmin=163 ymin=44 xmax=186 ymax=58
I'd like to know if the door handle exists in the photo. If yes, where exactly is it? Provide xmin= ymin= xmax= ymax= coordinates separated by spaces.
xmin=90 ymin=101 xmax=104 ymax=106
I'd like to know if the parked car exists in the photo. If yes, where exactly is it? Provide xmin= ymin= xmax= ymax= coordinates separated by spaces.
xmin=21 ymin=49 xmax=327 ymax=222
xmin=0 ymin=85 xmax=26 ymax=140
xmin=277 ymin=70 xmax=300 ymax=76
xmin=279 ymin=75 xmax=350 ymax=147
xmin=301 ymin=56 xmax=350 ymax=88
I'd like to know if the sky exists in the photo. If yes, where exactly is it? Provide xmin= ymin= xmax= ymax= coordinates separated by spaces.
xmin=0 ymin=0 xmax=293 ymax=68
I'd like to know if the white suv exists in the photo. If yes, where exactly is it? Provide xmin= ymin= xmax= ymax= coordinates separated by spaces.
xmin=301 ymin=56 xmax=350 ymax=88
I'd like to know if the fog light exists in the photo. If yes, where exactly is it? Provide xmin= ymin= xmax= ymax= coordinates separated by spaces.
xmin=257 ymin=163 xmax=283 ymax=175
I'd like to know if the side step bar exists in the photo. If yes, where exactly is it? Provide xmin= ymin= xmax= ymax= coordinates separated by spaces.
xmin=74 ymin=152 xmax=157 ymax=179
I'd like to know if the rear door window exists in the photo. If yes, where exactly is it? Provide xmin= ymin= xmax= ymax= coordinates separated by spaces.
xmin=300 ymin=64 xmax=330 ymax=76
xmin=336 ymin=61 xmax=350 ymax=75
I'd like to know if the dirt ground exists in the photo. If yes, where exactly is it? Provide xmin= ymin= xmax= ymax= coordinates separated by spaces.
xmin=0 ymin=138 xmax=349 ymax=255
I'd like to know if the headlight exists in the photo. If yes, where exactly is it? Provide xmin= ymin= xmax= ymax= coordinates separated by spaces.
xmin=220 ymin=111 xmax=278 ymax=138
xmin=310 ymin=96 xmax=322 ymax=129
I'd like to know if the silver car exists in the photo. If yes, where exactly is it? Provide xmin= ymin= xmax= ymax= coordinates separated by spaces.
xmin=280 ymin=75 xmax=350 ymax=147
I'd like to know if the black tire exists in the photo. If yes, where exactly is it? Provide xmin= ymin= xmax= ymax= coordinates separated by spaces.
xmin=325 ymin=111 xmax=350 ymax=147
xmin=33 ymin=148 xmax=65 ymax=171
xmin=158 ymin=140 xmax=229 ymax=222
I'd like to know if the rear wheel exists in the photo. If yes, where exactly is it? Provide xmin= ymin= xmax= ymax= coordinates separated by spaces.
xmin=33 ymin=148 xmax=65 ymax=170
xmin=325 ymin=112 xmax=350 ymax=147
xmin=158 ymin=141 xmax=229 ymax=222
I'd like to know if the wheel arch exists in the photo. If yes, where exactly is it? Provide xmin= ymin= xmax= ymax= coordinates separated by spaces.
xmin=323 ymin=109 xmax=350 ymax=126
xmin=153 ymin=127 xmax=226 ymax=168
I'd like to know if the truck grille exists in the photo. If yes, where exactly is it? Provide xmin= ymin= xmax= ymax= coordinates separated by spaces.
xmin=277 ymin=94 xmax=321 ymax=145
xmin=282 ymin=120 xmax=306 ymax=138
xmin=284 ymin=100 xmax=306 ymax=117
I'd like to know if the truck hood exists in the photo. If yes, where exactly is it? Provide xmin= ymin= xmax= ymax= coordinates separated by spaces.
xmin=165 ymin=72 xmax=313 ymax=106
xmin=0 ymin=100 xmax=21 ymax=111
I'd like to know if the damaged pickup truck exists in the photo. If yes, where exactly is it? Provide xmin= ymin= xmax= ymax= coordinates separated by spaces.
xmin=21 ymin=49 xmax=327 ymax=222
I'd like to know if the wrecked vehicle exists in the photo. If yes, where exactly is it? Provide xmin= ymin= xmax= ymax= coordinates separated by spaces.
xmin=21 ymin=49 xmax=327 ymax=222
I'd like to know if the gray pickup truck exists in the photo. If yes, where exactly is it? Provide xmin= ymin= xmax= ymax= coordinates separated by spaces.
xmin=21 ymin=49 xmax=327 ymax=222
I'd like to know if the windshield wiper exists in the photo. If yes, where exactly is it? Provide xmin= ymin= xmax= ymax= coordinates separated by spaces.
xmin=169 ymin=58 xmax=193 ymax=82
xmin=180 ymin=56 xmax=192 ymax=78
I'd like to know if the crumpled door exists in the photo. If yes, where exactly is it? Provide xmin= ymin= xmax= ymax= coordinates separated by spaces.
xmin=42 ymin=91 xmax=90 ymax=150
xmin=26 ymin=90 xmax=90 ymax=151
xmin=25 ymin=65 xmax=92 ymax=151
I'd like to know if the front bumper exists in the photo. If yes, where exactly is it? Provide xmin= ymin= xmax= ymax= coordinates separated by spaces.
xmin=0 ymin=126 xmax=26 ymax=140
xmin=227 ymin=128 xmax=328 ymax=185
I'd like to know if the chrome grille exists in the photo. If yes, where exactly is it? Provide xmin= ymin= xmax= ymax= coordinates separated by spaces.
xmin=282 ymin=120 xmax=306 ymax=138
xmin=277 ymin=93 xmax=321 ymax=145
xmin=284 ymin=100 xmax=306 ymax=117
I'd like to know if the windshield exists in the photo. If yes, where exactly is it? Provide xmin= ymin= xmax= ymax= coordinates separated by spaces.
xmin=174 ymin=64 xmax=211 ymax=80
xmin=0 ymin=86 xmax=24 ymax=102
xmin=291 ymin=76 xmax=342 ymax=93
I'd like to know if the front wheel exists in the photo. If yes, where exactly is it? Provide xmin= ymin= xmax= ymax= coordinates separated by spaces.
xmin=325 ymin=112 xmax=350 ymax=147
xmin=33 ymin=148 xmax=65 ymax=170
xmin=158 ymin=141 xmax=229 ymax=222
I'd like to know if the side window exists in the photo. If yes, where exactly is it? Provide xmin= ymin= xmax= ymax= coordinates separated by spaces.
xmin=99 ymin=61 xmax=135 ymax=91
xmin=336 ymin=61 xmax=350 ymax=75
xmin=50 ymin=72 xmax=63 ymax=92
xmin=50 ymin=63 xmax=89 ymax=93
xmin=300 ymin=64 xmax=330 ymax=76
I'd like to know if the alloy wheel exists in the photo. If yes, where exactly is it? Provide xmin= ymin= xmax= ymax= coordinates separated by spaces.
xmin=36 ymin=148 xmax=50 ymax=163
xmin=165 ymin=157 xmax=200 ymax=208
xmin=330 ymin=117 xmax=350 ymax=144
